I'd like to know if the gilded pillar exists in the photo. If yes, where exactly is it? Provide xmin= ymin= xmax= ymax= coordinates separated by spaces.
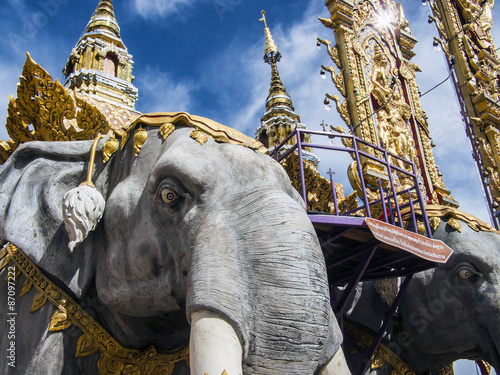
xmin=320 ymin=0 xmax=457 ymax=207
xmin=428 ymin=0 xmax=500 ymax=228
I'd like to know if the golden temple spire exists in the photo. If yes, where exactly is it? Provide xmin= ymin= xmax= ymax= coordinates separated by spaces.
xmin=258 ymin=11 xmax=295 ymax=117
xmin=260 ymin=10 xmax=280 ymax=59
xmin=62 ymin=0 xmax=137 ymax=110
xmin=83 ymin=0 xmax=123 ymax=48
xmin=256 ymin=11 xmax=321 ymax=169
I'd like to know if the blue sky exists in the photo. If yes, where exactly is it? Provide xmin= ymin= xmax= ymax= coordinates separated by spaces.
xmin=2 ymin=0 xmax=497 ymax=228
xmin=0 ymin=0 xmax=497 ymax=225
xmin=0 ymin=1 xmax=498 ymax=373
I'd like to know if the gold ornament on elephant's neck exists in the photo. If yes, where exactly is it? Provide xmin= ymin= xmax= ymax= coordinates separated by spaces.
xmin=0 ymin=243 xmax=189 ymax=375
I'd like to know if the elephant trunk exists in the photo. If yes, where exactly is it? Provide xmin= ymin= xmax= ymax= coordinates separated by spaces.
xmin=187 ymin=189 xmax=340 ymax=374
xmin=484 ymin=291 xmax=500 ymax=370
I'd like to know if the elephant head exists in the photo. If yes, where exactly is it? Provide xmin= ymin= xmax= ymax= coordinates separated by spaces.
xmin=0 ymin=113 xmax=344 ymax=374
xmin=342 ymin=206 xmax=500 ymax=374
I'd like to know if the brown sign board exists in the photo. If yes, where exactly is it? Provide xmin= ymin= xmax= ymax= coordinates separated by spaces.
xmin=365 ymin=218 xmax=454 ymax=263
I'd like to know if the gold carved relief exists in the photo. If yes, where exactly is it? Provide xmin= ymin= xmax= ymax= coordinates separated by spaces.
xmin=281 ymin=153 xmax=346 ymax=213
xmin=1 ymin=53 xmax=110 ymax=164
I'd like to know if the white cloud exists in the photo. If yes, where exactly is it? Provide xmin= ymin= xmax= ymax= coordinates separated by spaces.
xmin=132 ymin=0 xmax=194 ymax=19
xmin=135 ymin=64 xmax=194 ymax=113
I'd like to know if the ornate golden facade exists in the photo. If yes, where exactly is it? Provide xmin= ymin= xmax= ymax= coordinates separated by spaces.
xmin=319 ymin=0 xmax=458 ymax=207
xmin=62 ymin=0 xmax=138 ymax=111
xmin=428 ymin=0 xmax=500 ymax=228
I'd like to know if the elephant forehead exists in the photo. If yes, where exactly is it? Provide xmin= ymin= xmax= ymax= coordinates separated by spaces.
xmin=147 ymin=130 xmax=289 ymax=195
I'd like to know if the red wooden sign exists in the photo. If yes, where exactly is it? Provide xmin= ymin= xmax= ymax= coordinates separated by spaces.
xmin=365 ymin=218 xmax=454 ymax=263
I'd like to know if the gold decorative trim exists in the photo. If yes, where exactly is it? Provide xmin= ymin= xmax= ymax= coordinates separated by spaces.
xmin=102 ymin=135 xmax=119 ymax=163
xmin=1 ymin=243 xmax=189 ymax=375
xmin=190 ymin=129 xmax=208 ymax=145
xmin=126 ymin=112 xmax=266 ymax=153
xmin=159 ymin=123 xmax=175 ymax=140
xmin=401 ymin=204 xmax=497 ymax=233
xmin=133 ymin=127 xmax=148 ymax=156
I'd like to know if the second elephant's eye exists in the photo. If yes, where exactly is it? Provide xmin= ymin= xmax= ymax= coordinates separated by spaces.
xmin=457 ymin=268 xmax=474 ymax=280
xmin=161 ymin=188 xmax=180 ymax=204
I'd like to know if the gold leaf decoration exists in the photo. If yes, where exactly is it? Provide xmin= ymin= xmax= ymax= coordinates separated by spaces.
xmin=120 ymin=132 xmax=130 ymax=150
xmin=417 ymin=221 xmax=426 ymax=235
xmin=159 ymin=122 xmax=175 ymax=140
xmin=429 ymin=217 xmax=442 ymax=232
xmin=102 ymin=135 xmax=119 ymax=163
xmin=71 ymin=96 xmax=110 ymax=140
xmin=0 ymin=254 xmax=11 ymax=271
xmin=0 ymin=53 xmax=109 ymax=164
xmin=18 ymin=279 xmax=33 ymax=298
xmin=370 ymin=353 xmax=386 ymax=369
xmin=133 ymin=127 xmax=148 ymax=156
xmin=49 ymin=307 xmax=72 ymax=332
xmin=76 ymin=334 xmax=99 ymax=358
xmin=30 ymin=291 xmax=48 ymax=313
xmin=282 ymin=152 xmax=346 ymax=213
xmin=447 ymin=217 xmax=462 ymax=232
xmin=190 ymin=129 xmax=208 ymax=145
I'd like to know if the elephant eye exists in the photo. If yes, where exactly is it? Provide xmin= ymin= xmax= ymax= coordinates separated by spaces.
xmin=457 ymin=267 xmax=477 ymax=280
xmin=160 ymin=187 xmax=180 ymax=204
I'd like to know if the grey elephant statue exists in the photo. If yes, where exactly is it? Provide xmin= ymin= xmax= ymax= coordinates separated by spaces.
xmin=340 ymin=206 xmax=500 ymax=374
xmin=0 ymin=112 xmax=350 ymax=375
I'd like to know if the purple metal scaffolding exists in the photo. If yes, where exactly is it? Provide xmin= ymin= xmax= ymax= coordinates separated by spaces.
xmin=273 ymin=125 xmax=437 ymax=375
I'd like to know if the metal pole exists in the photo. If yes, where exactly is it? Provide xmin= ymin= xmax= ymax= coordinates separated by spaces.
xmin=329 ymin=168 xmax=339 ymax=216
xmin=295 ymin=128 xmax=308 ymax=205
xmin=357 ymin=274 xmax=414 ymax=375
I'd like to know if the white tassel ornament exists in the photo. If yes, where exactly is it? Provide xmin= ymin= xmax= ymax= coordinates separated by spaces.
xmin=62 ymin=134 xmax=106 ymax=252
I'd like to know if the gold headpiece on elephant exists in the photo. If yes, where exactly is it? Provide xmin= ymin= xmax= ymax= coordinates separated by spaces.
xmin=103 ymin=112 xmax=267 ymax=163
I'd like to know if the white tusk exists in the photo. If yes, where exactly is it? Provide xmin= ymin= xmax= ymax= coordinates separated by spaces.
xmin=319 ymin=347 xmax=352 ymax=375
xmin=190 ymin=310 xmax=243 ymax=375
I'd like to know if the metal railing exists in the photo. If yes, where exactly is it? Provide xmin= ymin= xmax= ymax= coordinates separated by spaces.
xmin=273 ymin=126 xmax=433 ymax=238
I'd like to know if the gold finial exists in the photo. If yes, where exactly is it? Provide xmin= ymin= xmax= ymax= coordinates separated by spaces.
xmin=259 ymin=10 xmax=268 ymax=28
xmin=85 ymin=0 xmax=121 ymax=40
xmin=260 ymin=10 xmax=280 ymax=62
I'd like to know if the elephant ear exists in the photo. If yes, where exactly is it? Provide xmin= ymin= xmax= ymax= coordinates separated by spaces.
xmin=0 ymin=140 xmax=107 ymax=297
